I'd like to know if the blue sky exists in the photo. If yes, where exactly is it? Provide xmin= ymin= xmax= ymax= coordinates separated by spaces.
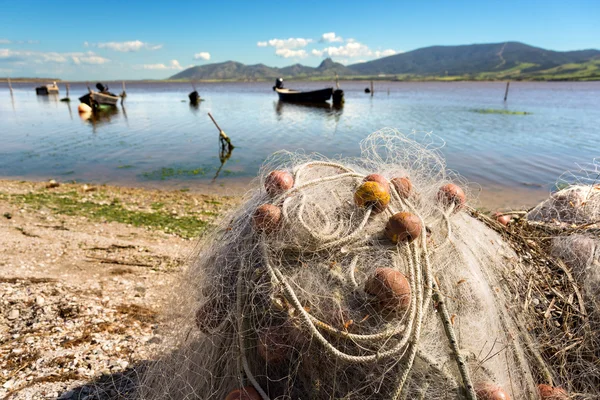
xmin=1 ymin=0 xmax=598 ymax=80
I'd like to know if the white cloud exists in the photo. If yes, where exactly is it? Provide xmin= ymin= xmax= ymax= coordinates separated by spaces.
xmin=375 ymin=49 xmax=397 ymax=58
xmin=194 ymin=52 xmax=211 ymax=61
xmin=83 ymin=41 xmax=89 ymax=48
xmin=275 ymin=48 xmax=308 ymax=59
xmin=320 ymin=32 xmax=343 ymax=43
xmin=96 ymin=40 xmax=162 ymax=52
xmin=0 ymin=39 xmax=38 ymax=44
xmin=0 ymin=49 xmax=109 ymax=64
xmin=313 ymin=41 xmax=399 ymax=62
xmin=142 ymin=59 xmax=183 ymax=70
xmin=72 ymin=54 xmax=110 ymax=65
xmin=260 ymin=37 xmax=312 ymax=49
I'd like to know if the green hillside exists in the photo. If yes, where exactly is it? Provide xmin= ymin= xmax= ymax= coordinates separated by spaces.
xmin=169 ymin=42 xmax=600 ymax=82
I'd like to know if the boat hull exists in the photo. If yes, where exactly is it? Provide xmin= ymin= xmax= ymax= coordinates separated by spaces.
xmin=276 ymin=87 xmax=333 ymax=103
xmin=36 ymin=85 xmax=59 ymax=95
xmin=79 ymin=91 xmax=120 ymax=107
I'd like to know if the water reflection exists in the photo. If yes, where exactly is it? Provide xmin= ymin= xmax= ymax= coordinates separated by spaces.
xmin=36 ymin=94 xmax=59 ymax=105
xmin=189 ymin=102 xmax=201 ymax=115
xmin=274 ymin=100 xmax=343 ymax=121
xmin=79 ymin=106 xmax=120 ymax=132
xmin=212 ymin=146 xmax=234 ymax=182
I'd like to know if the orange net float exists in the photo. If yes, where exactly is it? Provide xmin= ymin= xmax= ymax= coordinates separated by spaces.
xmin=265 ymin=170 xmax=294 ymax=197
xmin=252 ymin=204 xmax=282 ymax=234
xmin=365 ymin=268 xmax=411 ymax=313
xmin=224 ymin=386 xmax=261 ymax=400
xmin=363 ymin=173 xmax=390 ymax=192
xmin=474 ymin=383 xmax=510 ymax=400
xmin=437 ymin=183 xmax=466 ymax=211
xmin=391 ymin=176 xmax=412 ymax=199
xmin=385 ymin=212 xmax=422 ymax=243
xmin=354 ymin=181 xmax=390 ymax=214
xmin=538 ymin=384 xmax=568 ymax=400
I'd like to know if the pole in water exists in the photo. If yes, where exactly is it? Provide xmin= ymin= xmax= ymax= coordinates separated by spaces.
xmin=208 ymin=112 xmax=235 ymax=152
xmin=121 ymin=81 xmax=127 ymax=98
xmin=503 ymin=81 xmax=510 ymax=102
xmin=8 ymin=77 xmax=13 ymax=95
xmin=370 ymin=80 xmax=374 ymax=97
xmin=66 ymin=83 xmax=70 ymax=98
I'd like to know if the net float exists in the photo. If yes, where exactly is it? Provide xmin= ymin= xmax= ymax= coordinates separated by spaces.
xmin=354 ymin=181 xmax=390 ymax=214
xmin=475 ymin=383 xmax=511 ymax=400
xmin=437 ymin=183 xmax=466 ymax=211
xmin=365 ymin=268 xmax=411 ymax=311
xmin=391 ymin=176 xmax=412 ymax=199
xmin=364 ymin=174 xmax=390 ymax=192
xmin=224 ymin=386 xmax=261 ymax=400
xmin=257 ymin=326 xmax=290 ymax=364
xmin=253 ymin=204 xmax=282 ymax=233
xmin=265 ymin=170 xmax=294 ymax=197
xmin=494 ymin=212 xmax=511 ymax=226
xmin=385 ymin=212 xmax=422 ymax=243
xmin=538 ymin=384 xmax=568 ymax=400
xmin=78 ymin=103 xmax=92 ymax=113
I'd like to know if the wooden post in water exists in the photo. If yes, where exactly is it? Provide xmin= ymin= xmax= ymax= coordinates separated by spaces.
xmin=8 ymin=77 xmax=13 ymax=95
xmin=66 ymin=83 xmax=70 ymax=98
xmin=503 ymin=81 xmax=510 ymax=102
xmin=370 ymin=80 xmax=374 ymax=97
xmin=208 ymin=112 xmax=235 ymax=153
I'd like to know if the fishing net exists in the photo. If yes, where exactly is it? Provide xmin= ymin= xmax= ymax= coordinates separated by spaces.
xmin=525 ymin=159 xmax=600 ymax=300
xmin=135 ymin=129 xmax=575 ymax=400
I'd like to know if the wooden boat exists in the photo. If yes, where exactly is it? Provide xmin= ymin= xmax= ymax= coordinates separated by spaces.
xmin=35 ymin=82 xmax=59 ymax=95
xmin=79 ymin=83 xmax=120 ymax=107
xmin=79 ymin=91 xmax=120 ymax=107
xmin=275 ymin=87 xmax=333 ymax=103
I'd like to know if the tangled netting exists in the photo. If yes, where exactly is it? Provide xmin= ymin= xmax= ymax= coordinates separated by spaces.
xmin=138 ymin=129 xmax=567 ymax=400
xmin=527 ymin=159 xmax=600 ymax=297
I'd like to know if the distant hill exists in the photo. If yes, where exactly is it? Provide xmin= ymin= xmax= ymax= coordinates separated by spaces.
xmin=170 ymin=58 xmax=353 ymax=81
xmin=349 ymin=42 xmax=600 ymax=76
xmin=169 ymin=42 xmax=600 ymax=81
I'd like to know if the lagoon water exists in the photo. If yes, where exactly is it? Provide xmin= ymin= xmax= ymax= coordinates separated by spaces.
xmin=1 ymin=81 xmax=599 ymax=209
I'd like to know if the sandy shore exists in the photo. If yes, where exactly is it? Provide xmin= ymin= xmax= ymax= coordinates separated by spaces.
xmin=0 ymin=180 xmax=238 ymax=399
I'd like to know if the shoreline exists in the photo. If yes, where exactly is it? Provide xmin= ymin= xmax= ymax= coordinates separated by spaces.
xmin=0 ymin=179 xmax=237 ymax=398
xmin=3 ymin=77 xmax=599 ymax=84
xmin=0 ymin=175 xmax=549 ymax=212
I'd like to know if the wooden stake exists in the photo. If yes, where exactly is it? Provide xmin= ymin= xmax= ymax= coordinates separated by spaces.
xmin=504 ymin=81 xmax=510 ymax=102
xmin=370 ymin=80 xmax=374 ymax=97
xmin=8 ymin=77 xmax=13 ymax=95
xmin=208 ymin=112 xmax=235 ymax=151
xmin=66 ymin=83 xmax=70 ymax=98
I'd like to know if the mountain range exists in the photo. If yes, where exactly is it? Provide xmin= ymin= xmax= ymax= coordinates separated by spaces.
xmin=170 ymin=42 xmax=600 ymax=81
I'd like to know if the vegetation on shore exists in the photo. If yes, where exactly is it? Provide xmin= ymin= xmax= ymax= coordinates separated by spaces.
xmin=472 ymin=109 xmax=532 ymax=115
xmin=0 ymin=181 xmax=236 ymax=239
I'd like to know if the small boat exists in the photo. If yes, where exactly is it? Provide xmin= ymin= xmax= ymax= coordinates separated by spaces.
xmin=36 ymin=82 xmax=59 ymax=95
xmin=275 ymin=87 xmax=334 ymax=103
xmin=273 ymin=78 xmax=343 ymax=104
xmin=79 ymin=83 xmax=120 ymax=107
xmin=189 ymin=90 xmax=200 ymax=104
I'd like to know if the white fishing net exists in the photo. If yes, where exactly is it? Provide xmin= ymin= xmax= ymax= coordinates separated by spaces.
xmin=135 ymin=129 xmax=572 ymax=399
xmin=527 ymin=160 xmax=600 ymax=226
xmin=520 ymin=159 xmax=600 ymax=399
